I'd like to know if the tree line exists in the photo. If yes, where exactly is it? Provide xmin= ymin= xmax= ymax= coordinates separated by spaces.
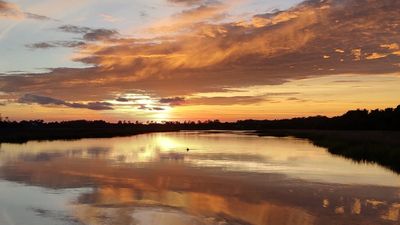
xmin=1 ymin=104 xmax=400 ymax=131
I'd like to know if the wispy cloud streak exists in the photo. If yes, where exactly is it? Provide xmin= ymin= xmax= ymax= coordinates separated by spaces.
xmin=18 ymin=94 xmax=113 ymax=110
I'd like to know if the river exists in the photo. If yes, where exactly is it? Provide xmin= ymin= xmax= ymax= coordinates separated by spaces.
xmin=0 ymin=131 xmax=399 ymax=225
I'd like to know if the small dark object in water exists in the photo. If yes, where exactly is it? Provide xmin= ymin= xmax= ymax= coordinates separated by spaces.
xmin=186 ymin=148 xmax=189 ymax=152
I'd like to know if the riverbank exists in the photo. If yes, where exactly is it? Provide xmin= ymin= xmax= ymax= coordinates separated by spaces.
xmin=2 ymin=126 xmax=399 ymax=174
xmin=256 ymin=129 xmax=400 ymax=173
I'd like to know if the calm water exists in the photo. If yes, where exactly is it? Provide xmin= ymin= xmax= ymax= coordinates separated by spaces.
xmin=0 ymin=131 xmax=399 ymax=225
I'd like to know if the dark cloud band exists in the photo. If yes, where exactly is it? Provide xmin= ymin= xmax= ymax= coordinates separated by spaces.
xmin=18 ymin=94 xmax=113 ymax=110
xmin=58 ymin=25 xmax=119 ymax=41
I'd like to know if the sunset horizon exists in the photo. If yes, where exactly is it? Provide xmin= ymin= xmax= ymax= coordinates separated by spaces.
xmin=1 ymin=1 xmax=400 ymax=224
xmin=1 ymin=0 xmax=399 ymax=122
xmin=1 ymin=103 xmax=399 ymax=123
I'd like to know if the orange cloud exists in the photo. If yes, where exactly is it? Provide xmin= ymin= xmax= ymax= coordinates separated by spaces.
xmin=146 ymin=1 xmax=232 ymax=34
xmin=0 ymin=0 xmax=24 ymax=19
xmin=1 ymin=0 xmax=400 ymax=109
xmin=0 ymin=0 xmax=52 ymax=20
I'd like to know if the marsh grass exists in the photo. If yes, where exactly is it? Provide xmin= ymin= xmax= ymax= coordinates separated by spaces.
xmin=257 ymin=130 xmax=400 ymax=173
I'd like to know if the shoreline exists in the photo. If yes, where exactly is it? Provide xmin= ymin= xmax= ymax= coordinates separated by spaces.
xmin=256 ymin=129 xmax=400 ymax=174
xmin=1 ymin=128 xmax=399 ymax=174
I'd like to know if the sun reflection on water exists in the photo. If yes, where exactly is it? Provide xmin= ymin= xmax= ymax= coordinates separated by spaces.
xmin=0 ymin=132 xmax=400 ymax=225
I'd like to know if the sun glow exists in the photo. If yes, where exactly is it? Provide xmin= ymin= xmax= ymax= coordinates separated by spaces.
xmin=157 ymin=137 xmax=180 ymax=151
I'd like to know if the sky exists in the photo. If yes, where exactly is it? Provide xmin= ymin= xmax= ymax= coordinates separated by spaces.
xmin=0 ymin=0 xmax=399 ymax=122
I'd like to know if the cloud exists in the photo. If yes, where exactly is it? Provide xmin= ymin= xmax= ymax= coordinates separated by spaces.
xmin=250 ymin=9 xmax=300 ymax=28
xmin=24 ymin=25 xmax=116 ymax=52
xmin=19 ymin=94 xmax=65 ymax=105
xmin=58 ymin=25 xmax=91 ymax=34
xmin=152 ymin=107 xmax=165 ymax=111
xmin=114 ymin=95 xmax=151 ymax=103
xmin=0 ymin=0 xmax=23 ymax=19
xmin=148 ymin=1 xmax=229 ymax=33
xmin=83 ymin=29 xmax=118 ymax=41
xmin=18 ymin=94 xmax=113 ymax=110
xmin=331 ymin=79 xmax=361 ymax=83
xmin=77 ymin=102 xmax=113 ymax=110
xmin=159 ymin=97 xmax=185 ymax=106
xmin=58 ymin=25 xmax=119 ymax=41
xmin=23 ymin=12 xmax=53 ymax=21
xmin=286 ymin=97 xmax=308 ymax=102
xmin=1 ymin=0 xmax=400 ymax=106
xmin=167 ymin=0 xmax=205 ymax=6
xmin=26 ymin=41 xmax=86 ymax=49
xmin=188 ymin=96 xmax=267 ymax=105
xmin=26 ymin=42 xmax=56 ymax=49
xmin=138 ymin=105 xmax=165 ymax=111
xmin=58 ymin=41 xmax=86 ymax=48
xmin=115 ymin=97 xmax=130 ymax=102
xmin=0 ymin=0 xmax=53 ymax=21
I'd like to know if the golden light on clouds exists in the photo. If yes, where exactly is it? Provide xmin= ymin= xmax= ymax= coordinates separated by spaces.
xmin=0 ymin=0 xmax=400 ymax=121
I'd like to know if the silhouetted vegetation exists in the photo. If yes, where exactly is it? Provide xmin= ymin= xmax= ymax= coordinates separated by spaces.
xmin=236 ymin=104 xmax=400 ymax=130
xmin=0 ymin=120 xmax=180 ymax=143
xmin=1 ymin=105 xmax=400 ymax=173
xmin=1 ymin=104 xmax=400 ymax=138
xmin=257 ymin=129 xmax=400 ymax=173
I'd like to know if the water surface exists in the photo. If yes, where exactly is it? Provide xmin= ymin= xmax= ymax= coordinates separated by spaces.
xmin=0 ymin=131 xmax=399 ymax=225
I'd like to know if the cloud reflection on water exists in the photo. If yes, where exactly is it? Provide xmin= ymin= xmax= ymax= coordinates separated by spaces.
xmin=0 ymin=132 xmax=400 ymax=225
